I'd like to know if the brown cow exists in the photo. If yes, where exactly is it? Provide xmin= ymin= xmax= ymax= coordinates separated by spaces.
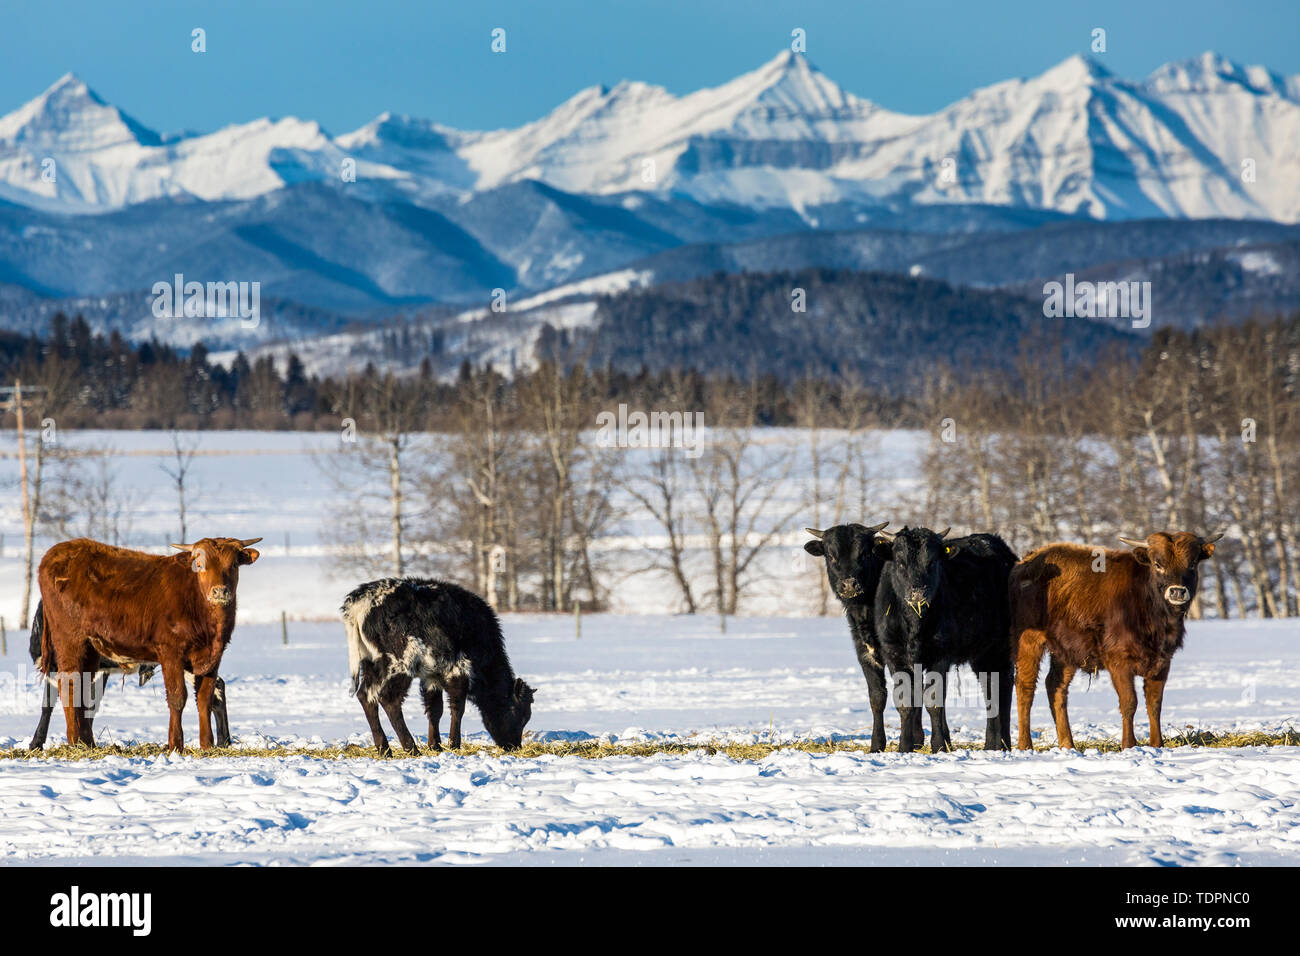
xmin=1011 ymin=530 xmax=1222 ymax=750
xmin=37 ymin=536 xmax=261 ymax=751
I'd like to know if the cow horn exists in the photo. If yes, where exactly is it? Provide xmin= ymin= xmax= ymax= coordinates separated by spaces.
xmin=877 ymin=529 xmax=896 ymax=540
xmin=1118 ymin=535 xmax=1146 ymax=548
xmin=238 ymin=537 xmax=263 ymax=547
xmin=169 ymin=543 xmax=194 ymax=551
xmin=865 ymin=521 xmax=889 ymax=534
xmin=937 ymin=527 xmax=950 ymax=539
xmin=805 ymin=528 xmax=825 ymax=539
xmin=1204 ymin=530 xmax=1226 ymax=544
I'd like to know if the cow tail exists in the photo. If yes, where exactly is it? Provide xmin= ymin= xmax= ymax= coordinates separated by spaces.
xmin=343 ymin=604 xmax=364 ymax=697
xmin=35 ymin=602 xmax=56 ymax=676
xmin=27 ymin=602 xmax=43 ymax=664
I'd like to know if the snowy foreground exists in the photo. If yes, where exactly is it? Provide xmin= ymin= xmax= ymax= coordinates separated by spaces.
xmin=0 ymin=431 xmax=1296 ymax=865
xmin=1 ymin=614 xmax=1298 ymax=866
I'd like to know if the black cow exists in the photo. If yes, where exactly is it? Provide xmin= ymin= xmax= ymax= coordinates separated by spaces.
xmin=26 ymin=600 xmax=231 ymax=750
xmin=803 ymin=522 xmax=914 ymax=753
xmin=342 ymin=577 xmax=536 ymax=754
xmin=874 ymin=527 xmax=1017 ymax=752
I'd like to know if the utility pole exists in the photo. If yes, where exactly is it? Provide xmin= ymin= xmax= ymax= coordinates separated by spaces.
xmin=1 ymin=382 xmax=47 ymax=628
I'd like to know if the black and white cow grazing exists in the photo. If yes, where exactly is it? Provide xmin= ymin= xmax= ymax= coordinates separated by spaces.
xmin=342 ymin=578 xmax=536 ymax=754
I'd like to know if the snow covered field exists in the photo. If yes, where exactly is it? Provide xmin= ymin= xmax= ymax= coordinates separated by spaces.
xmin=0 ymin=431 xmax=1297 ymax=866
xmin=1 ymin=614 xmax=1297 ymax=866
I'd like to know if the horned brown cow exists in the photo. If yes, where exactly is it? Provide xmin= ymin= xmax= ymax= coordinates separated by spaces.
xmin=1011 ymin=531 xmax=1222 ymax=751
xmin=36 ymin=536 xmax=261 ymax=751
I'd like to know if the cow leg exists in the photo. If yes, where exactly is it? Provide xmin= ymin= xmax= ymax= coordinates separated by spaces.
xmin=359 ymin=691 xmax=390 ymax=756
xmin=1045 ymin=656 xmax=1077 ymax=750
xmin=1110 ymin=666 xmax=1139 ymax=749
xmin=925 ymin=671 xmax=951 ymax=753
xmin=379 ymin=674 xmax=419 ymax=755
xmin=29 ymin=702 xmax=53 ymax=751
xmin=421 ymin=683 xmax=444 ymax=751
xmin=84 ymin=670 xmax=108 ymax=719
xmin=446 ymin=675 xmax=468 ymax=750
xmin=898 ymin=704 xmax=920 ymax=753
xmin=29 ymin=673 xmax=56 ymax=751
xmin=212 ymin=677 xmax=231 ymax=747
xmin=861 ymin=661 xmax=888 ymax=753
xmin=81 ymin=671 xmax=109 ymax=747
xmin=1144 ymin=672 xmax=1168 ymax=748
xmin=189 ymin=673 xmax=215 ymax=744
xmin=1015 ymin=628 xmax=1046 ymax=750
xmin=912 ymin=708 xmax=927 ymax=751
xmin=59 ymin=649 xmax=100 ymax=747
xmin=926 ymin=708 xmax=950 ymax=753
xmin=355 ymin=660 xmax=391 ymax=755
xmin=893 ymin=668 xmax=920 ymax=754
xmin=160 ymin=657 xmax=188 ymax=752
xmin=998 ymin=658 xmax=1014 ymax=750
xmin=975 ymin=654 xmax=1012 ymax=750
xmin=59 ymin=670 xmax=82 ymax=747
xmin=193 ymin=673 xmax=217 ymax=751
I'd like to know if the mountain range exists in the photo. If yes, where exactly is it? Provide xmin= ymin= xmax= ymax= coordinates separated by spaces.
xmin=5 ymin=51 xmax=1300 ymax=222
xmin=1 ymin=50 xmax=1299 ymax=371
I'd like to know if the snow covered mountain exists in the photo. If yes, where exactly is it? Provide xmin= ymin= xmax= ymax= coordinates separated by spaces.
xmin=3 ymin=51 xmax=1299 ymax=222
xmin=0 ymin=74 xmax=344 ymax=210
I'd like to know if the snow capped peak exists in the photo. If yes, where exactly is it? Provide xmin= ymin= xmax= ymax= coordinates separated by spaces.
xmin=46 ymin=72 xmax=91 ymax=97
xmin=542 ymin=79 xmax=674 ymax=126
xmin=1144 ymin=50 xmax=1297 ymax=99
xmin=27 ymin=72 xmax=105 ymax=111
xmin=751 ymin=49 xmax=830 ymax=83
xmin=752 ymin=48 xmax=812 ymax=82
xmin=0 ymin=73 xmax=160 ymax=150
xmin=1034 ymin=54 xmax=1112 ymax=89
xmin=706 ymin=50 xmax=872 ymax=117
xmin=337 ymin=111 xmax=467 ymax=151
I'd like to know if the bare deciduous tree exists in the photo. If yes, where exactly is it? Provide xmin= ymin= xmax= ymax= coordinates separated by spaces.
xmin=159 ymin=430 xmax=198 ymax=542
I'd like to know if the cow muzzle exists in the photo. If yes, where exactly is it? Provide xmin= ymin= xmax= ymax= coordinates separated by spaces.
xmin=1164 ymin=585 xmax=1190 ymax=607
xmin=837 ymin=578 xmax=863 ymax=600
xmin=208 ymin=586 xmax=233 ymax=606
xmin=906 ymin=589 xmax=931 ymax=617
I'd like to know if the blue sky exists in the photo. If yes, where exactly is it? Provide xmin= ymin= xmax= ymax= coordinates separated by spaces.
xmin=4 ymin=0 xmax=1299 ymax=135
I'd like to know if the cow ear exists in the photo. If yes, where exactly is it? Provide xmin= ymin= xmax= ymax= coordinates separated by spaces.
xmin=238 ymin=548 xmax=260 ymax=565
xmin=1130 ymin=546 xmax=1152 ymax=566
xmin=1200 ymin=541 xmax=1216 ymax=560
xmin=943 ymin=542 xmax=963 ymax=558
xmin=872 ymin=540 xmax=893 ymax=561
xmin=803 ymin=540 xmax=825 ymax=557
